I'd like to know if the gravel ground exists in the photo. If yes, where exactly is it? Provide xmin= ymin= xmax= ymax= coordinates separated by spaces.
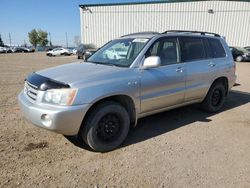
xmin=0 ymin=52 xmax=249 ymax=188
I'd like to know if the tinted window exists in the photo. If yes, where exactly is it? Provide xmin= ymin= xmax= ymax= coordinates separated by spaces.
xmin=180 ymin=37 xmax=206 ymax=61
xmin=146 ymin=38 xmax=178 ymax=66
xmin=208 ymin=38 xmax=226 ymax=58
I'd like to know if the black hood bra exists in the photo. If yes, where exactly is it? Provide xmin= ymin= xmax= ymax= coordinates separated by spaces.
xmin=25 ymin=73 xmax=70 ymax=91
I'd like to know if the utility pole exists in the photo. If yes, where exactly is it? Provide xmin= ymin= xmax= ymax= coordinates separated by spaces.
xmin=65 ymin=32 xmax=68 ymax=48
xmin=49 ymin=32 xmax=52 ymax=47
xmin=0 ymin=34 xmax=4 ymax=46
xmin=9 ymin=33 xmax=12 ymax=47
xmin=24 ymin=40 xmax=27 ymax=47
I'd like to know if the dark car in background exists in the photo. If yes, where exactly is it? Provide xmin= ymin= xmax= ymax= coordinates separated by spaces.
xmin=76 ymin=44 xmax=86 ymax=59
xmin=229 ymin=46 xmax=250 ymax=62
xmin=76 ymin=44 xmax=96 ymax=60
xmin=12 ymin=47 xmax=31 ymax=53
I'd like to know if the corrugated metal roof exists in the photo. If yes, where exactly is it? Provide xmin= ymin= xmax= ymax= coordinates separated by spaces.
xmin=79 ymin=0 xmax=250 ymax=7
xmin=79 ymin=0 xmax=202 ymax=7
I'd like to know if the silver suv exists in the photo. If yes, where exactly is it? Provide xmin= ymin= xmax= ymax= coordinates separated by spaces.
xmin=18 ymin=30 xmax=236 ymax=152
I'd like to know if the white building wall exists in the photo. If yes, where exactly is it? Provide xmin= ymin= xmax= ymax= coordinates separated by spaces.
xmin=80 ymin=1 xmax=250 ymax=47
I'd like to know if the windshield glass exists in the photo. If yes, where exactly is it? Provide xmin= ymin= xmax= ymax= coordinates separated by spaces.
xmin=87 ymin=38 xmax=149 ymax=67
xmin=235 ymin=47 xmax=249 ymax=53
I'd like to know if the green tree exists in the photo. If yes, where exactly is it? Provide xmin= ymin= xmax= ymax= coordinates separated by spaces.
xmin=37 ymin=30 xmax=48 ymax=47
xmin=28 ymin=29 xmax=38 ymax=47
xmin=0 ymin=34 xmax=4 ymax=47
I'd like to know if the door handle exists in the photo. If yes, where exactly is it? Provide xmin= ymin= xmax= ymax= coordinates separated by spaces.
xmin=176 ymin=67 xmax=183 ymax=73
xmin=208 ymin=62 xmax=216 ymax=67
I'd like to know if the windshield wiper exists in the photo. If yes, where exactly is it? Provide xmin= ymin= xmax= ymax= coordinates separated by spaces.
xmin=87 ymin=61 xmax=116 ymax=66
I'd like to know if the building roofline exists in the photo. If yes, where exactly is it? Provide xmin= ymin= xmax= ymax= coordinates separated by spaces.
xmin=79 ymin=0 xmax=202 ymax=7
xmin=79 ymin=0 xmax=249 ymax=8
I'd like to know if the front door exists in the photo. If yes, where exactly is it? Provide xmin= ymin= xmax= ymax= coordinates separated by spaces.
xmin=140 ymin=37 xmax=186 ymax=114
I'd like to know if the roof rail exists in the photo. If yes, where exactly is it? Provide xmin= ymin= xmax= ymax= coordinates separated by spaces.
xmin=121 ymin=31 xmax=160 ymax=37
xmin=162 ymin=30 xmax=221 ymax=37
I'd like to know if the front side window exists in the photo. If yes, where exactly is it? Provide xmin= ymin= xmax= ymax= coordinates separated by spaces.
xmin=180 ymin=37 xmax=206 ymax=62
xmin=146 ymin=38 xmax=178 ymax=66
xmin=87 ymin=38 xmax=149 ymax=67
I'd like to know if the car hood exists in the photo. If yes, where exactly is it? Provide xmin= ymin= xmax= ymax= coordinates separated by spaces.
xmin=36 ymin=62 xmax=126 ymax=87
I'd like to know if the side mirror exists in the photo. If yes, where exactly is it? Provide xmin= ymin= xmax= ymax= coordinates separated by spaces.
xmin=142 ymin=56 xmax=161 ymax=69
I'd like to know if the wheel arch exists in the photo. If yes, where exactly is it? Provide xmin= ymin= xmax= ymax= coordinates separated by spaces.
xmin=211 ymin=77 xmax=229 ymax=96
xmin=79 ymin=94 xmax=137 ymax=133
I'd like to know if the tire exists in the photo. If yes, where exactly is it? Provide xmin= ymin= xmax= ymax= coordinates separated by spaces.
xmin=236 ymin=56 xmax=243 ymax=62
xmin=81 ymin=101 xmax=130 ymax=152
xmin=201 ymin=82 xmax=226 ymax=113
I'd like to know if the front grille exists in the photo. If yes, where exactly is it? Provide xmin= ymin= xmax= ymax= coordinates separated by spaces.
xmin=24 ymin=81 xmax=38 ymax=101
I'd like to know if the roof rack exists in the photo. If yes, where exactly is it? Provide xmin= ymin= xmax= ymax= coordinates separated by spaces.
xmin=121 ymin=31 xmax=160 ymax=37
xmin=162 ymin=30 xmax=221 ymax=37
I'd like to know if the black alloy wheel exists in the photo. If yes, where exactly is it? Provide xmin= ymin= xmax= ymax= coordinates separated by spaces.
xmin=96 ymin=113 xmax=122 ymax=143
xmin=201 ymin=82 xmax=226 ymax=113
xmin=81 ymin=101 xmax=130 ymax=152
xmin=211 ymin=88 xmax=222 ymax=107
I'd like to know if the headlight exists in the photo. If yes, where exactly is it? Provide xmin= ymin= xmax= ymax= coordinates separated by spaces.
xmin=43 ymin=88 xmax=77 ymax=106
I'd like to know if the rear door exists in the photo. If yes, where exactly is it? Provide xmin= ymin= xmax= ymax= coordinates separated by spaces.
xmin=179 ymin=36 xmax=217 ymax=102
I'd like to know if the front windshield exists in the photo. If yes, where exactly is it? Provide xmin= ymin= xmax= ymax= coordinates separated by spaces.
xmin=87 ymin=38 xmax=149 ymax=67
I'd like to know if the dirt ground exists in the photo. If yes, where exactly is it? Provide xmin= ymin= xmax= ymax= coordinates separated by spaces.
xmin=0 ymin=52 xmax=249 ymax=188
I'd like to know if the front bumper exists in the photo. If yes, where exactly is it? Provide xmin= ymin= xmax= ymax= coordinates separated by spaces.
xmin=18 ymin=91 xmax=89 ymax=135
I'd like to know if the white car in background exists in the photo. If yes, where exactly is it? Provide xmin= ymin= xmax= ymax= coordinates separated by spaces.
xmin=46 ymin=48 xmax=72 ymax=57
xmin=0 ymin=47 xmax=5 ymax=53
xmin=103 ymin=47 xmax=128 ymax=60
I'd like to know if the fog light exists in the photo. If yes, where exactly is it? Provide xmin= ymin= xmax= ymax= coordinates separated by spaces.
xmin=41 ymin=114 xmax=52 ymax=127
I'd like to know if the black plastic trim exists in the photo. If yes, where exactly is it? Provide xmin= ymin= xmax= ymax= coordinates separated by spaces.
xmin=25 ymin=73 xmax=70 ymax=91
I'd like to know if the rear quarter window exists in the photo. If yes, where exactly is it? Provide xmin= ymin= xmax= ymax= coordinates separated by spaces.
xmin=208 ymin=38 xmax=226 ymax=58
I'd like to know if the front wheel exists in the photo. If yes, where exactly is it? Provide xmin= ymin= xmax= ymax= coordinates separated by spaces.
xmin=236 ymin=56 xmax=243 ymax=62
xmin=81 ymin=102 xmax=130 ymax=152
xmin=200 ymin=82 xmax=226 ymax=113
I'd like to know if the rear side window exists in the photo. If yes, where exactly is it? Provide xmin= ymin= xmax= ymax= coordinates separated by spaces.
xmin=180 ymin=37 xmax=206 ymax=61
xmin=208 ymin=38 xmax=226 ymax=58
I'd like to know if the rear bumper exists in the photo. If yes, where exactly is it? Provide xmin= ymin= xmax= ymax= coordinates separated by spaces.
xmin=229 ymin=75 xmax=237 ymax=89
xmin=18 ymin=91 xmax=88 ymax=135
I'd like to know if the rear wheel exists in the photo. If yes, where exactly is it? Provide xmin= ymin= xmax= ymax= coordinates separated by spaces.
xmin=81 ymin=102 xmax=130 ymax=152
xmin=201 ymin=82 xmax=226 ymax=113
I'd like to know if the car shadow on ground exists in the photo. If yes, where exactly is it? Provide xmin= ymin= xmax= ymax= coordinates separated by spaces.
xmin=65 ymin=90 xmax=250 ymax=151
